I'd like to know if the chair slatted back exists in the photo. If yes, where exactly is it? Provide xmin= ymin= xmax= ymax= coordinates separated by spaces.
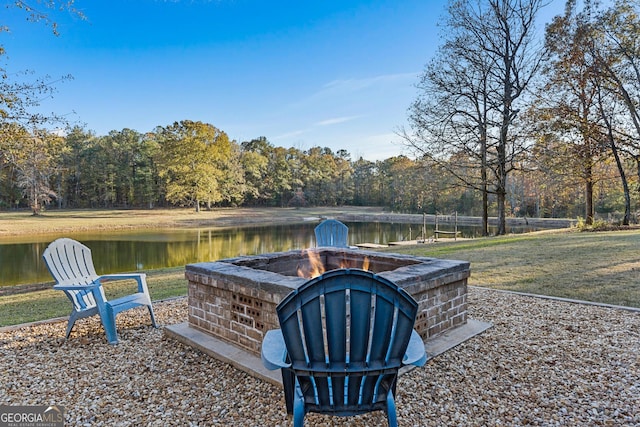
xmin=276 ymin=269 xmax=418 ymax=415
xmin=314 ymin=219 xmax=349 ymax=247
xmin=42 ymin=238 xmax=103 ymax=311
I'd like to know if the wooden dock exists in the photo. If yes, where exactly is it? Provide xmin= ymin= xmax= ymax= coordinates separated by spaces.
xmin=355 ymin=243 xmax=389 ymax=249
xmin=357 ymin=236 xmax=470 ymax=248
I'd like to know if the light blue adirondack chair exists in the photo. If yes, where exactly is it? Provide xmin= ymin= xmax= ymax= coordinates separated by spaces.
xmin=42 ymin=238 xmax=157 ymax=344
xmin=262 ymin=269 xmax=427 ymax=427
xmin=314 ymin=219 xmax=349 ymax=247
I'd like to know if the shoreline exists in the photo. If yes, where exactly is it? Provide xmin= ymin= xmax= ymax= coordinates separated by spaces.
xmin=0 ymin=206 xmax=576 ymax=237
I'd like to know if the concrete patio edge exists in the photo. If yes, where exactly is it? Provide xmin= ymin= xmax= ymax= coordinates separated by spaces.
xmin=164 ymin=318 xmax=493 ymax=388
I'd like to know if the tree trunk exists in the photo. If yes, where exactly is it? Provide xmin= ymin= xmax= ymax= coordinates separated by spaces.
xmin=482 ymin=182 xmax=489 ymax=236
xmin=481 ymin=122 xmax=489 ymax=236
xmin=636 ymin=156 xmax=640 ymax=199
xmin=497 ymin=186 xmax=507 ymax=235
xmin=497 ymin=118 xmax=508 ymax=235
xmin=606 ymin=121 xmax=631 ymax=225
xmin=585 ymin=177 xmax=594 ymax=225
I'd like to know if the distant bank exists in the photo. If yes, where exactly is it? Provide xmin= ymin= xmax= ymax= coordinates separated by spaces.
xmin=0 ymin=206 xmax=576 ymax=237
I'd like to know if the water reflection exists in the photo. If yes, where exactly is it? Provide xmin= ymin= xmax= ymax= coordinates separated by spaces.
xmin=0 ymin=221 xmax=534 ymax=287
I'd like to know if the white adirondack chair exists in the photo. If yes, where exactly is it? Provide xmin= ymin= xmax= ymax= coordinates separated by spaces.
xmin=42 ymin=238 xmax=157 ymax=344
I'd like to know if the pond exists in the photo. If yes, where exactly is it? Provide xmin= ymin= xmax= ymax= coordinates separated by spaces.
xmin=0 ymin=221 xmax=535 ymax=287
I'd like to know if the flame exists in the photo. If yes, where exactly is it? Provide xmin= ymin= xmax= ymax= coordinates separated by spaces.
xmin=297 ymin=251 xmax=371 ymax=278
xmin=297 ymin=249 xmax=325 ymax=278
xmin=339 ymin=258 xmax=349 ymax=269
xmin=338 ymin=255 xmax=369 ymax=271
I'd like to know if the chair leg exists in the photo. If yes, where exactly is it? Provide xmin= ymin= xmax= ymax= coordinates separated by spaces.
xmin=292 ymin=384 xmax=306 ymax=427
xmin=102 ymin=305 xmax=119 ymax=344
xmin=386 ymin=390 xmax=398 ymax=427
xmin=65 ymin=310 xmax=82 ymax=339
xmin=281 ymin=368 xmax=295 ymax=414
xmin=147 ymin=304 xmax=158 ymax=328
xmin=65 ymin=318 xmax=76 ymax=339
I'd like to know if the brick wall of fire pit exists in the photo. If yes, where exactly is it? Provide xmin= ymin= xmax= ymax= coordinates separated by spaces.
xmin=185 ymin=249 xmax=470 ymax=357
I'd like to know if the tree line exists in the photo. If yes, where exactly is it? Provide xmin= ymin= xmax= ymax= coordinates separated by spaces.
xmin=1 ymin=0 xmax=640 ymax=234
xmin=0 ymin=119 xmax=629 ymax=220
xmin=0 ymin=123 xmax=457 ymax=212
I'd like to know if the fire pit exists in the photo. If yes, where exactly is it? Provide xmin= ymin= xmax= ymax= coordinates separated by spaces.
xmin=182 ymin=248 xmax=470 ymax=357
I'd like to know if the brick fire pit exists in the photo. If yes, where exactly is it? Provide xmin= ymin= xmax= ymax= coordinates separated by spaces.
xmin=183 ymin=248 xmax=470 ymax=357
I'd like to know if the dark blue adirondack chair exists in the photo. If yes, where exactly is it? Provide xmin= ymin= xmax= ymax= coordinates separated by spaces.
xmin=42 ymin=238 xmax=157 ymax=344
xmin=262 ymin=269 xmax=427 ymax=427
xmin=314 ymin=219 xmax=349 ymax=247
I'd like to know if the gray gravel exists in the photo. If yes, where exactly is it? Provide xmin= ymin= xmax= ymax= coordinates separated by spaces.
xmin=1 ymin=287 xmax=639 ymax=426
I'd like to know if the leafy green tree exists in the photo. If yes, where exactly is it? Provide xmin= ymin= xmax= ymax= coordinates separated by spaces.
xmin=240 ymin=137 xmax=272 ymax=205
xmin=302 ymin=147 xmax=342 ymax=206
xmin=95 ymin=128 xmax=161 ymax=208
xmin=268 ymin=146 xmax=297 ymax=207
xmin=334 ymin=149 xmax=354 ymax=205
xmin=155 ymin=120 xmax=233 ymax=212
xmin=351 ymin=157 xmax=376 ymax=206
xmin=135 ymin=133 xmax=162 ymax=208
xmin=218 ymin=141 xmax=246 ymax=207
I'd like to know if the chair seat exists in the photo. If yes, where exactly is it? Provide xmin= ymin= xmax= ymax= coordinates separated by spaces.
xmin=108 ymin=292 xmax=153 ymax=313
xmin=264 ymin=329 xmax=426 ymax=376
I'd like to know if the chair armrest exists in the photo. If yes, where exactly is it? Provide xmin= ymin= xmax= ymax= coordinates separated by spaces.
xmin=53 ymin=283 xmax=101 ymax=291
xmin=261 ymin=329 xmax=291 ymax=370
xmin=98 ymin=273 xmax=146 ymax=282
xmin=97 ymin=273 xmax=148 ymax=294
xmin=403 ymin=329 xmax=428 ymax=367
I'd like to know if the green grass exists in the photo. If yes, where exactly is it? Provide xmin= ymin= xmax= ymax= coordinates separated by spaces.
xmin=0 ymin=267 xmax=187 ymax=327
xmin=385 ymin=229 xmax=640 ymax=308
xmin=2 ymin=229 xmax=639 ymax=327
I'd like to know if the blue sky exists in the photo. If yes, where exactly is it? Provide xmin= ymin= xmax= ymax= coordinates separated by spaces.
xmin=4 ymin=0 xmax=564 ymax=160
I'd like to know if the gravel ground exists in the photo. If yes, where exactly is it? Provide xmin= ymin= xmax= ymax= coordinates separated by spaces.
xmin=1 ymin=288 xmax=639 ymax=427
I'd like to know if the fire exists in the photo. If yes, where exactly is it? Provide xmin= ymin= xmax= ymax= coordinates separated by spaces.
xmin=297 ymin=249 xmax=325 ymax=278
xmin=339 ymin=255 xmax=370 ymax=271
xmin=297 ymin=251 xmax=371 ymax=279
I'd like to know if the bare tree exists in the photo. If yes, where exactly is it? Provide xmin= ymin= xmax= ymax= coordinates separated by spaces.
xmin=1 ymin=1 xmax=84 ymax=211
xmin=539 ymin=0 xmax=640 ymax=225
xmin=405 ymin=0 xmax=548 ymax=234
xmin=1 ymin=125 xmax=65 ymax=214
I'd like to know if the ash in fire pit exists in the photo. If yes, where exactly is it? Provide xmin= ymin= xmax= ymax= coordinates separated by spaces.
xmin=184 ymin=248 xmax=470 ymax=357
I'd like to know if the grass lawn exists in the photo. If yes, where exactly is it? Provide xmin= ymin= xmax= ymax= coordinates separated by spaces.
xmin=0 ymin=266 xmax=187 ymax=327
xmin=385 ymin=229 xmax=640 ymax=308
xmin=1 ymin=208 xmax=639 ymax=326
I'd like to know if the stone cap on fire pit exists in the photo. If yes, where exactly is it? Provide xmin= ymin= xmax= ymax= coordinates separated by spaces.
xmin=186 ymin=248 xmax=470 ymax=299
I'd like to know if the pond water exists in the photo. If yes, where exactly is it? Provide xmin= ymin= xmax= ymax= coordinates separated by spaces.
xmin=0 ymin=221 xmax=535 ymax=287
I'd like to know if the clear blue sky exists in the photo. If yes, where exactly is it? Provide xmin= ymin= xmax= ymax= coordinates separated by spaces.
xmin=3 ymin=0 xmax=564 ymax=161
